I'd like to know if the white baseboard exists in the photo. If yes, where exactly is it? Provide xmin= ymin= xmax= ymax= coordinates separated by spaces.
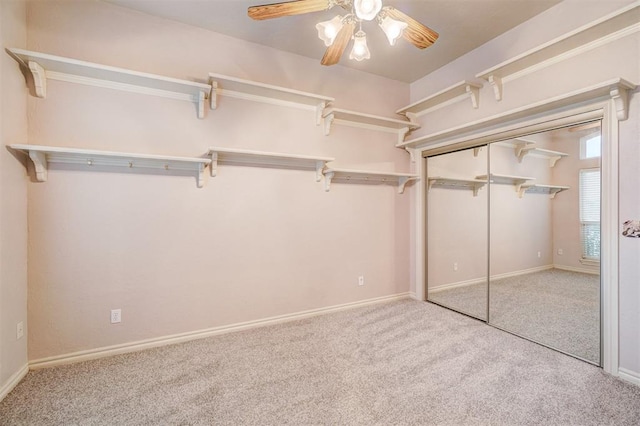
xmin=0 ymin=363 xmax=28 ymax=402
xmin=429 ymin=265 xmax=554 ymax=293
xmin=553 ymin=264 xmax=600 ymax=275
xmin=618 ymin=367 xmax=640 ymax=387
xmin=29 ymin=292 xmax=410 ymax=370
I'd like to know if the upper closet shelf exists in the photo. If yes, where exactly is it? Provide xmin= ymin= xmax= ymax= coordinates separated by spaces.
xmin=7 ymin=48 xmax=212 ymax=119
xmin=475 ymin=2 xmax=640 ymax=101
xmin=396 ymin=80 xmax=483 ymax=120
xmin=322 ymin=168 xmax=418 ymax=194
xmin=427 ymin=177 xmax=488 ymax=197
xmin=208 ymin=73 xmax=334 ymax=125
xmin=518 ymin=184 xmax=570 ymax=199
xmin=398 ymin=78 xmax=636 ymax=149
xmin=475 ymin=174 xmax=535 ymax=192
xmin=9 ymin=144 xmax=211 ymax=188
xmin=515 ymin=144 xmax=569 ymax=167
xmin=207 ymin=147 xmax=334 ymax=182
xmin=322 ymin=108 xmax=420 ymax=144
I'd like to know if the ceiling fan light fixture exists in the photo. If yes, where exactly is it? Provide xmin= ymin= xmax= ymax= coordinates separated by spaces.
xmin=354 ymin=0 xmax=382 ymax=21
xmin=349 ymin=30 xmax=371 ymax=61
xmin=316 ymin=15 xmax=344 ymax=46
xmin=378 ymin=15 xmax=407 ymax=46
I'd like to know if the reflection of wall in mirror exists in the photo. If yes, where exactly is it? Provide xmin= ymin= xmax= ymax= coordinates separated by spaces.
xmin=551 ymin=127 xmax=600 ymax=273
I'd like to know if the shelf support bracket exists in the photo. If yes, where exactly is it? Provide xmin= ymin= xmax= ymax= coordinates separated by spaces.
xmin=209 ymin=152 xmax=219 ymax=177
xmin=398 ymin=127 xmax=413 ymax=145
xmin=466 ymin=83 xmax=480 ymax=109
xmin=610 ymin=86 xmax=629 ymax=121
xmin=404 ymin=147 xmax=417 ymax=163
xmin=405 ymin=112 xmax=419 ymax=123
xmin=427 ymin=179 xmax=435 ymax=192
xmin=316 ymin=102 xmax=328 ymax=126
xmin=323 ymin=171 xmax=334 ymax=192
xmin=28 ymin=150 xmax=48 ymax=181
xmin=196 ymin=163 xmax=206 ymax=188
xmin=398 ymin=177 xmax=413 ymax=194
xmin=209 ymin=80 xmax=219 ymax=110
xmin=518 ymin=187 xmax=526 ymax=198
xmin=488 ymin=75 xmax=502 ymax=101
xmin=549 ymin=156 xmax=562 ymax=168
xmin=28 ymin=61 xmax=47 ymax=98
xmin=473 ymin=147 xmax=482 ymax=157
xmin=315 ymin=161 xmax=326 ymax=182
xmin=323 ymin=112 xmax=335 ymax=136
xmin=472 ymin=183 xmax=483 ymax=197
xmin=197 ymin=90 xmax=207 ymax=119
xmin=514 ymin=142 xmax=529 ymax=163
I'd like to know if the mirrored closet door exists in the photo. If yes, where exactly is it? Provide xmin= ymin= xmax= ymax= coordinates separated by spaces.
xmin=426 ymin=146 xmax=488 ymax=321
xmin=426 ymin=122 xmax=601 ymax=365
xmin=488 ymin=123 xmax=601 ymax=365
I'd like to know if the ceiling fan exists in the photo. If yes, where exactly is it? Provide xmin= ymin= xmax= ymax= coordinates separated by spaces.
xmin=247 ymin=0 xmax=439 ymax=66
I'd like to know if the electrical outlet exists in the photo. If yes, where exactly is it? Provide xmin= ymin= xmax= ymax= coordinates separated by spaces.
xmin=358 ymin=276 xmax=364 ymax=286
xmin=453 ymin=262 xmax=458 ymax=271
xmin=110 ymin=309 xmax=122 ymax=324
xmin=537 ymin=251 xmax=541 ymax=258
xmin=16 ymin=322 xmax=24 ymax=339
xmin=558 ymin=249 xmax=564 ymax=255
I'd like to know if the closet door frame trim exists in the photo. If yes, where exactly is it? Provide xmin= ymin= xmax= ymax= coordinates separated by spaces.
xmin=413 ymin=99 xmax=618 ymax=377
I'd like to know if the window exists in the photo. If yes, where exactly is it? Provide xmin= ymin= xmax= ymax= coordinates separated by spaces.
xmin=580 ymin=134 xmax=601 ymax=159
xmin=579 ymin=168 xmax=600 ymax=261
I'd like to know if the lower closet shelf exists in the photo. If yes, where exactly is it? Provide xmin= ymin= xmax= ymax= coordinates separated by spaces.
xmin=9 ymin=144 xmax=211 ymax=188
xmin=207 ymin=147 xmax=334 ymax=182
xmin=518 ymin=184 xmax=570 ymax=198
xmin=322 ymin=168 xmax=419 ymax=193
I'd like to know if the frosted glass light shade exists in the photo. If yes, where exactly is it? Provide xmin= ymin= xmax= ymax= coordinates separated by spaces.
xmin=349 ymin=30 xmax=371 ymax=61
xmin=379 ymin=16 xmax=408 ymax=45
xmin=316 ymin=15 xmax=344 ymax=46
xmin=354 ymin=0 xmax=382 ymax=21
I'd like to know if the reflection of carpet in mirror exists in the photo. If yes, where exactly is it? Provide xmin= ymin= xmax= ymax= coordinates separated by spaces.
xmin=428 ymin=268 xmax=600 ymax=364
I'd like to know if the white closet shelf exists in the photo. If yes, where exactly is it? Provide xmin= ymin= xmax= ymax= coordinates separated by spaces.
xmin=518 ymin=184 xmax=570 ymax=199
xmin=396 ymin=80 xmax=483 ymax=119
xmin=427 ymin=177 xmax=488 ymax=197
xmin=207 ymin=147 xmax=334 ymax=182
xmin=475 ymin=173 xmax=535 ymax=193
xmin=398 ymin=78 xmax=637 ymax=149
xmin=9 ymin=144 xmax=211 ymax=188
xmin=7 ymin=48 xmax=212 ymax=119
xmin=322 ymin=107 xmax=420 ymax=144
xmin=208 ymin=73 xmax=334 ymax=125
xmin=515 ymin=144 xmax=569 ymax=167
xmin=322 ymin=168 xmax=418 ymax=194
xmin=475 ymin=2 xmax=640 ymax=101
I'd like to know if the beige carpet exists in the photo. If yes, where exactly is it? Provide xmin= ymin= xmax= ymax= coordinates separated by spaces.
xmin=1 ymin=299 xmax=639 ymax=425
xmin=429 ymin=268 xmax=600 ymax=363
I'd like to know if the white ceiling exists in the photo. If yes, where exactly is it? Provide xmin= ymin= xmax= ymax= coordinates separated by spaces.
xmin=104 ymin=0 xmax=562 ymax=83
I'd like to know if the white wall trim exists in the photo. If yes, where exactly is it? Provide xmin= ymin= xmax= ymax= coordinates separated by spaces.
xmin=429 ymin=265 xmax=554 ymax=293
xmin=553 ymin=264 xmax=600 ymax=275
xmin=601 ymin=100 xmax=619 ymax=376
xmin=0 ymin=364 xmax=29 ymax=402
xmin=29 ymin=293 xmax=410 ymax=370
xmin=618 ymin=367 xmax=640 ymax=386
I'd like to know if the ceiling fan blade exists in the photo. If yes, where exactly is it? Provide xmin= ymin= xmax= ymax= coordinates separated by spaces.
xmin=321 ymin=21 xmax=355 ymax=66
xmin=248 ymin=0 xmax=331 ymax=20
xmin=384 ymin=7 xmax=439 ymax=49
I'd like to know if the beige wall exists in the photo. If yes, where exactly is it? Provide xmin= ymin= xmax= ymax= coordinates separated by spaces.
xmin=410 ymin=0 xmax=640 ymax=375
xmin=25 ymin=0 xmax=412 ymax=361
xmin=0 ymin=0 xmax=28 ymax=393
